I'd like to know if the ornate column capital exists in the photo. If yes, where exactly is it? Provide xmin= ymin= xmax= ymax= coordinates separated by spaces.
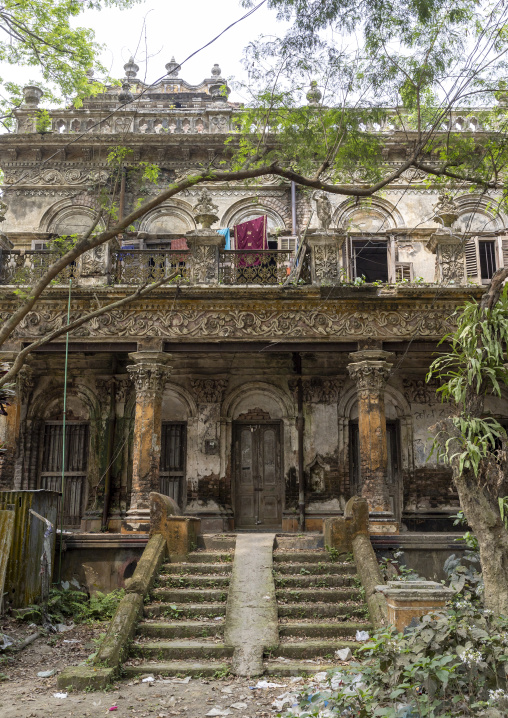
xmin=348 ymin=350 xmax=394 ymax=396
xmin=127 ymin=352 xmax=173 ymax=398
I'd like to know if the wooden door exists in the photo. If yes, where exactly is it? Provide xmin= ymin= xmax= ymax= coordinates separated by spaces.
xmin=234 ymin=422 xmax=282 ymax=528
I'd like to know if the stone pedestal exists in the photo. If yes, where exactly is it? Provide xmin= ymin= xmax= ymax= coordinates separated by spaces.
xmin=122 ymin=352 xmax=172 ymax=533
xmin=376 ymin=581 xmax=454 ymax=631
xmin=307 ymin=230 xmax=345 ymax=285
xmin=348 ymin=350 xmax=397 ymax=531
xmin=428 ymin=231 xmax=467 ymax=285
xmin=186 ymin=229 xmax=225 ymax=284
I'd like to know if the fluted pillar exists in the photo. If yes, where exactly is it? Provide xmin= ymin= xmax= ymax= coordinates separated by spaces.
xmin=348 ymin=350 xmax=397 ymax=532
xmin=122 ymin=352 xmax=172 ymax=533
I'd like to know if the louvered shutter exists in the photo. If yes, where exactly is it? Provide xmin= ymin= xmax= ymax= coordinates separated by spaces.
xmin=465 ymin=238 xmax=479 ymax=277
xmin=31 ymin=241 xmax=48 ymax=250
xmin=395 ymin=262 xmax=414 ymax=282
xmin=502 ymin=238 xmax=508 ymax=268
xmin=278 ymin=236 xmax=296 ymax=252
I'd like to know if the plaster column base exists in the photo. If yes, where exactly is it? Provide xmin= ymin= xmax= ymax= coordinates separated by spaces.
xmin=121 ymin=508 xmax=151 ymax=534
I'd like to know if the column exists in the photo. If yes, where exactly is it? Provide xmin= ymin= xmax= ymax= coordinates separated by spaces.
xmin=307 ymin=230 xmax=345 ymax=285
xmin=348 ymin=350 xmax=397 ymax=532
xmin=0 ymin=358 xmax=33 ymax=490
xmin=122 ymin=352 xmax=172 ymax=533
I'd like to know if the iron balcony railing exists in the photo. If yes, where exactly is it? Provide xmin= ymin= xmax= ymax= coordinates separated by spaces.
xmin=218 ymin=249 xmax=293 ymax=285
xmin=0 ymin=250 xmax=76 ymax=285
xmin=111 ymin=249 xmax=191 ymax=285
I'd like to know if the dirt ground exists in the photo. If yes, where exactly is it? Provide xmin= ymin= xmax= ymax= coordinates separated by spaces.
xmin=0 ymin=619 xmax=306 ymax=718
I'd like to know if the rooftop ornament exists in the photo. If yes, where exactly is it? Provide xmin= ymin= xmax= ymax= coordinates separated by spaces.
xmin=314 ymin=191 xmax=333 ymax=230
xmin=306 ymin=80 xmax=322 ymax=106
xmin=209 ymin=63 xmax=230 ymax=102
xmin=192 ymin=189 xmax=219 ymax=229
xmin=165 ymin=57 xmax=181 ymax=78
xmin=22 ymin=85 xmax=43 ymax=108
xmin=124 ymin=56 xmax=139 ymax=80
xmin=118 ymin=81 xmax=133 ymax=103
xmin=433 ymin=193 xmax=459 ymax=228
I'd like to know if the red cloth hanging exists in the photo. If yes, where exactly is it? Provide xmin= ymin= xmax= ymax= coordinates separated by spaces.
xmin=171 ymin=238 xmax=189 ymax=250
xmin=234 ymin=216 xmax=267 ymax=251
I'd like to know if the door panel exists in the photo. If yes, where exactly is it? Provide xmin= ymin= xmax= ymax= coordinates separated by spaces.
xmin=234 ymin=423 xmax=282 ymax=528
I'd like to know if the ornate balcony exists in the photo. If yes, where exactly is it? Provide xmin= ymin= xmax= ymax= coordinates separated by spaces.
xmin=218 ymin=249 xmax=293 ymax=285
xmin=111 ymin=249 xmax=192 ymax=285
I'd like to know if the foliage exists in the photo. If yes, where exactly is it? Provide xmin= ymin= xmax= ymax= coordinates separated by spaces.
xmin=0 ymin=0 xmax=138 ymax=130
xmin=281 ymin=594 xmax=508 ymax=717
xmin=378 ymin=550 xmax=421 ymax=583
xmin=14 ymin=582 xmax=124 ymax=625
xmin=427 ymin=287 xmax=508 ymax=480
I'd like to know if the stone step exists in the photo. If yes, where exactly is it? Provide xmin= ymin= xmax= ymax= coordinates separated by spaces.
xmin=274 ymin=563 xmax=356 ymax=576
xmin=184 ymin=552 xmax=234 ymax=564
xmin=132 ymin=641 xmax=234 ymax=661
xmin=279 ymin=622 xmax=372 ymax=638
xmin=271 ymin=640 xmax=360 ymax=660
xmin=137 ymin=621 xmax=224 ymax=639
xmin=158 ymin=574 xmax=231 ymax=588
xmin=264 ymin=661 xmax=336 ymax=676
xmin=278 ymin=603 xmax=367 ymax=619
xmin=152 ymin=587 xmax=229 ymax=603
xmin=276 ymin=587 xmax=362 ymax=603
xmin=273 ymin=551 xmax=333 ymax=564
xmin=274 ymin=575 xmax=356 ymax=588
xmin=123 ymin=661 xmax=231 ymax=678
xmin=161 ymin=563 xmax=232 ymax=575
xmin=144 ymin=602 xmax=227 ymax=619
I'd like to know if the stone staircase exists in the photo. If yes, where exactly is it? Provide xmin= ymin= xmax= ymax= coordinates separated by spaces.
xmin=264 ymin=548 xmax=372 ymax=676
xmin=124 ymin=549 xmax=234 ymax=678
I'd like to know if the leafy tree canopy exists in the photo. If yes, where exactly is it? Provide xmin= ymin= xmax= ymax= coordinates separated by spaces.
xmin=0 ymin=0 xmax=138 ymax=129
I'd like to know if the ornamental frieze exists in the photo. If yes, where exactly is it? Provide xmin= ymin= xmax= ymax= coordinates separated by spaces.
xmin=5 ymin=305 xmax=456 ymax=340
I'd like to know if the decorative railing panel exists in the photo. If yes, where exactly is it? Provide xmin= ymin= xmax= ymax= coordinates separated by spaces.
xmin=219 ymin=249 xmax=293 ymax=285
xmin=112 ymin=249 xmax=191 ymax=285
xmin=0 ymin=250 xmax=76 ymax=285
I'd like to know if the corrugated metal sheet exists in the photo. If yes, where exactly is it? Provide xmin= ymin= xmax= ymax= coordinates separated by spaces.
xmin=0 ymin=491 xmax=59 ymax=608
xmin=0 ymin=508 xmax=15 ymax=611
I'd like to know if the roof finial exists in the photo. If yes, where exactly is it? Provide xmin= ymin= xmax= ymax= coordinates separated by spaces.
xmin=124 ymin=56 xmax=139 ymax=80
xmin=165 ymin=56 xmax=181 ymax=77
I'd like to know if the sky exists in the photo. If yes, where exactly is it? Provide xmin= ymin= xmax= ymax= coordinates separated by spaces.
xmin=0 ymin=0 xmax=288 ymax=106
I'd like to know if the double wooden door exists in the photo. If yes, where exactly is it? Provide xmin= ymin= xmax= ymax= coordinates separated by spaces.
xmin=233 ymin=422 xmax=282 ymax=528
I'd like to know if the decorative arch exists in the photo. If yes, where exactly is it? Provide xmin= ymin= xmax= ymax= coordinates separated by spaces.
xmin=161 ymin=382 xmax=198 ymax=420
xmin=40 ymin=197 xmax=105 ymax=235
xmin=28 ymin=381 xmax=101 ymax=422
xmin=333 ymin=197 xmax=405 ymax=232
xmin=138 ymin=199 xmax=196 ymax=234
xmin=454 ymin=194 xmax=505 ymax=233
xmin=220 ymin=198 xmax=288 ymax=233
xmin=222 ymin=381 xmax=294 ymax=421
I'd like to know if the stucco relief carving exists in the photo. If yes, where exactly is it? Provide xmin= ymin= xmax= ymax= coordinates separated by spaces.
xmin=17 ymin=364 xmax=34 ymax=402
xmin=7 ymin=306 xmax=456 ymax=340
xmin=191 ymin=378 xmax=228 ymax=403
xmin=313 ymin=244 xmax=339 ymax=283
xmin=289 ymin=377 xmax=343 ymax=403
xmin=440 ymin=244 xmax=466 ymax=283
xmin=348 ymin=362 xmax=392 ymax=396
xmin=114 ymin=376 xmax=132 ymax=404
xmin=127 ymin=363 xmax=172 ymax=398
xmin=190 ymin=245 xmax=217 ymax=283
xmin=3 ymin=168 xmax=110 ymax=185
xmin=80 ymin=244 xmax=107 ymax=276
xmin=403 ymin=377 xmax=440 ymax=404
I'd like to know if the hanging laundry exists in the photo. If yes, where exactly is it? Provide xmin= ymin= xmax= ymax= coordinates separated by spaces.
xmin=170 ymin=238 xmax=189 ymax=250
xmin=217 ymin=228 xmax=231 ymax=250
xmin=234 ymin=216 xmax=267 ymax=251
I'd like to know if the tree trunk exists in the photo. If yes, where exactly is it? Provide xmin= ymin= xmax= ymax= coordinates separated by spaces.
xmin=435 ymin=417 xmax=508 ymax=614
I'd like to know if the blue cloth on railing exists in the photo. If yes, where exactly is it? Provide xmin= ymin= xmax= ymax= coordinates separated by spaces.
xmin=217 ymin=228 xmax=230 ymax=250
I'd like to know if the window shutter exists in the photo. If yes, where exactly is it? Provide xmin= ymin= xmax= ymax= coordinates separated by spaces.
xmin=502 ymin=238 xmax=508 ymax=268
xmin=31 ymin=240 xmax=48 ymax=250
xmin=278 ymin=235 xmax=296 ymax=252
xmin=465 ymin=238 xmax=479 ymax=276
xmin=395 ymin=262 xmax=413 ymax=282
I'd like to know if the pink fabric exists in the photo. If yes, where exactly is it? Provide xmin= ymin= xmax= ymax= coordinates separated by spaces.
xmin=171 ymin=238 xmax=189 ymax=250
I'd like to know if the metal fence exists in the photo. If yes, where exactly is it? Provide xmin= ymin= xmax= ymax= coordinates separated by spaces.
xmin=0 ymin=250 xmax=76 ymax=285
xmin=111 ymin=249 xmax=191 ymax=285
xmin=218 ymin=249 xmax=293 ymax=285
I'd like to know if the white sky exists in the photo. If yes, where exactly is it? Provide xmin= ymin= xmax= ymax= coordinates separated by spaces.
xmin=0 ymin=0 xmax=288 ymax=105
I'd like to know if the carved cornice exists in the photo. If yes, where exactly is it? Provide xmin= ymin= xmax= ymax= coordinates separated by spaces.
xmin=5 ymin=305 xmax=457 ymax=341
xmin=127 ymin=362 xmax=172 ymax=398
xmin=403 ymin=377 xmax=440 ymax=404
xmin=191 ymin=378 xmax=228 ymax=403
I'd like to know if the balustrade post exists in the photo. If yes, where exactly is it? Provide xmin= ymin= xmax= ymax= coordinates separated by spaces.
xmin=122 ymin=352 xmax=173 ymax=533
xmin=77 ymin=240 xmax=112 ymax=286
xmin=307 ymin=230 xmax=345 ymax=285
xmin=186 ymin=230 xmax=224 ymax=284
